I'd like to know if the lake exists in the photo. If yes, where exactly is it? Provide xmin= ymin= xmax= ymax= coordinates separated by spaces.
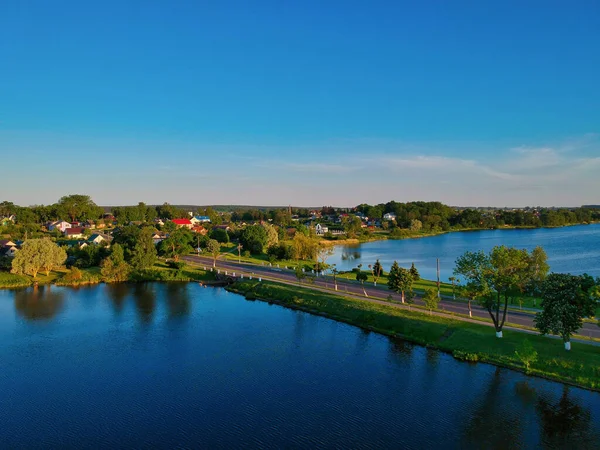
xmin=1 ymin=283 xmax=599 ymax=448
xmin=329 ymin=223 xmax=600 ymax=282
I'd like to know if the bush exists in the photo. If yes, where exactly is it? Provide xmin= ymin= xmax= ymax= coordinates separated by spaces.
xmin=63 ymin=267 xmax=83 ymax=282
xmin=167 ymin=261 xmax=186 ymax=270
xmin=0 ymin=256 xmax=12 ymax=271
xmin=452 ymin=350 xmax=479 ymax=362
xmin=242 ymin=250 xmax=251 ymax=258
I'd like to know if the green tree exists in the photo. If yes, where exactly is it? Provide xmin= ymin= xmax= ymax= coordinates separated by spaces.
xmin=454 ymin=251 xmax=490 ymax=318
xmin=295 ymin=264 xmax=306 ymax=285
xmin=371 ymin=259 xmax=383 ymax=286
xmin=342 ymin=215 xmax=363 ymax=237
xmin=514 ymin=339 xmax=537 ymax=372
xmin=356 ymin=270 xmax=368 ymax=297
xmin=11 ymin=239 xmax=67 ymax=278
xmin=534 ymin=273 xmax=597 ymax=351
xmin=160 ymin=228 xmax=193 ymax=262
xmin=409 ymin=262 xmax=420 ymax=281
xmin=423 ymin=288 xmax=439 ymax=314
xmin=455 ymin=246 xmax=534 ymax=338
xmin=210 ymin=227 xmax=230 ymax=244
xmin=206 ymin=239 xmax=221 ymax=267
xmin=262 ymin=223 xmax=279 ymax=248
xmin=56 ymin=194 xmax=102 ymax=222
xmin=240 ymin=225 xmax=268 ymax=255
xmin=100 ymin=244 xmax=131 ymax=282
xmin=130 ymin=227 xmax=157 ymax=271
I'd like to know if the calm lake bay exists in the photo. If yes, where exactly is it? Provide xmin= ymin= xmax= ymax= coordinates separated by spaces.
xmin=1 ymin=283 xmax=599 ymax=448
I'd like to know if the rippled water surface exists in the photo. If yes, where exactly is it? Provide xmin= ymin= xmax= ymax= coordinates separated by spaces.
xmin=330 ymin=223 xmax=600 ymax=281
xmin=1 ymin=284 xmax=599 ymax=448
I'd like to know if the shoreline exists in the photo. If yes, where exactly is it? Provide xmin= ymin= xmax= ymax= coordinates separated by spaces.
xmin=226 ymin=279 xmax=600 ymax=393
xmin=320 ymin=221 xmax=600 ymax=247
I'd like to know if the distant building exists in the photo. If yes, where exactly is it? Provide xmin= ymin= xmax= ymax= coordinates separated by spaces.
xmin=65 ymin=227 xmax=85 ymax=239
xmin=171 ymin=219 xmax=193 ymax=229
xmin=383 ymin=213 xmax=397 ymax=221
xmin=315 ymin=224 xmax=329 ymax=235
xmin=191 ymin=215 xmax=211 ymax=224
xmin=48 ymin=220 xmax=72 ymax=232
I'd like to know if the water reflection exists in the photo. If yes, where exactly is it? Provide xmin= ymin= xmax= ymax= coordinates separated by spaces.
xmin=165 ymin=283 xmax=191 ymax=319
xmin=388 ymin=337 xmax=414 ymax=361
xmin=133 ymin=283 xmax=156 ymax=324
xmin=537 ymin=385 xmax=598 ymax=449
xmin=341 ymin=247 xmax=361 ymax=261
xmin=14 ymin=285 xmax=65 ymax=321
xmin=105 ymin=283 xmax=130 ymax=314
xmin=462 ymin=368 xmax=523 ymax=449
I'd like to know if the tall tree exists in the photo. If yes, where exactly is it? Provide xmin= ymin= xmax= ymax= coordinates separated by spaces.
xmin=56 ymin=194 xmax=102 ymax=222
xmin=534 ymin=273 xmax=597 ymax=350
xmin=206 ymin=239 xmax=221 ymax=268
xmin=130 ymin=227 xmax=157 ymax=271
xmin=409 ymin=262 xmax=420 ymax=281
xmin=423 ymin=288 xmax=439 ymax=315
xmin=387 ymin=261 xmax=401 ymax=300
xmin=160 ymin=228 xmax=193 ymax=262
xmin=371 ymin=259 xmax=383 ymax=286
xmin=100 ymin=244 xmax=130 ymax=282
xmin=455 ymin=246 xmax=537 ymax=338
xmin=356 ymin=269 xmax=368 ymax=297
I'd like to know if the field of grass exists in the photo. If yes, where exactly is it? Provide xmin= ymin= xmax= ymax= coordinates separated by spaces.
xmin=228 ymin=279 xmax=600 ymax=391
xmin=0 ymin=272 xmax=32 ymax=288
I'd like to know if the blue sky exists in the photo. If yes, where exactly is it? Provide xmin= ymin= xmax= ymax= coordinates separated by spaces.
xmin=1 ymin=0 xmax=599 ymax=207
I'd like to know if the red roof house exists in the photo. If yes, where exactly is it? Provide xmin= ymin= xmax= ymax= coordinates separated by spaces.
xmin=171 ymin=219 xmax=193 ymax=229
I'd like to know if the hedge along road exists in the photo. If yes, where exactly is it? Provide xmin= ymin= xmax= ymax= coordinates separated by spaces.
xmin=182 ymin=255 xmax=600 ymax=341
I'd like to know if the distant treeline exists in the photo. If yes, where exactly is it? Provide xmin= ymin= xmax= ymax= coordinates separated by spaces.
xmin=2 ymin=196 xmax=599 ymax=233
xmin=354 ymin=201 xmax=600 ymax=230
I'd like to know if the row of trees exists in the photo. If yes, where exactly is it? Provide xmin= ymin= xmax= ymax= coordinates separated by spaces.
xmin=454 ymin=245 xmax=599 ymax=349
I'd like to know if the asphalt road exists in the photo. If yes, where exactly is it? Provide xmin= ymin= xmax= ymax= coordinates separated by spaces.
xmin=182 ymin=255 xmax=600 ymax=340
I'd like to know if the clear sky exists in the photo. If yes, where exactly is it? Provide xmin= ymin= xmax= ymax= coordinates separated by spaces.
xmin=1 ymin=0 xmax=599 ymax=207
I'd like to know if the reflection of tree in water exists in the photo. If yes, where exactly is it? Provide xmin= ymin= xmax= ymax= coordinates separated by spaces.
xmin=165 ymin=282 xmax=190 ymax=319
xmin=341 ymin=247 xmax=361 ymax=261
xmin=14 ymin=285 xmax=65 ymax=321
xmin=105 ymin=283 xmax=130 ymax=314
xmin=462 ymin=367 xmax=523 ymax=449
xmin=133 ymin=283 xmax=156 ymax=323
xmin=537 ymin=385 xmax=598 ymax=449
xmin=388 ymin=337 xmax=413 ymax=361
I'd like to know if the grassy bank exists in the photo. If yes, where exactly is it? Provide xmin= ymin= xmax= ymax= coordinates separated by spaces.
xmin=0 ymin=262 xmax=215 ymax=289
xmin=227 ymin=279 xmax=600 ymax=391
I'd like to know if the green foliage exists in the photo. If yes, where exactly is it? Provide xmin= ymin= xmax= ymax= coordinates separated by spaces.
xmin=0 ymin=255 xmax=13 ymax=271
xmin=387 ymin=261 xmax=401 ymax=293
xmin=534 ymin=273 xmax=598 ymax=346
xmin=372 ymin=259 xmax=383 ymax=283
xmin=452 ymin=351 xmax=479 ymax=362
xmin=240 ymin=225 xmax=268 ymax=254
xmin=100 ymin=244 xmax=131 ymax=282
xmin=295 ymin=265 xmax=306 ymax=284
xmin=454 ymin=245 xmax=549 ymax=335
xmin=56 ymin=194 xmax=103 ymax=222
xmin=409 ymin=262 xmax=420 ymax=281
xmin=11 ymin=239 xmax=67 ymax=278
xmin=130 ymin=227 xmax=157 ymax=270
xmin=210 ymin=227 xmax=230 ymax=243
xmin=515 ymin=339 xmax=538 ymax=371
xmin=62 ymin=267 xmax=83 ymax=282
xmin=159 ymin=228 xmax=193 ymax=262
xmin=423 ymin=288 xmax=439 ymax=313
xmin=356 ymin=271 xmax=368 ymax=283
xmin=206 ymin=239 xmax=221 ymax=266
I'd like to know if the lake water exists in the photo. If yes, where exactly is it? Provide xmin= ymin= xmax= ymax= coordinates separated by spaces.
xmin=330 ymin=223 xmax=600 ymax=282
xmin=1 ymin=284 xmax=599 ymax=448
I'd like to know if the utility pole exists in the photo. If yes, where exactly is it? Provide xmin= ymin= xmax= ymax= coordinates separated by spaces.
xmin=437 ymin=258 xmax=440 ymax=299
xmin=237 ymin=243 xmax=243 ymax=263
